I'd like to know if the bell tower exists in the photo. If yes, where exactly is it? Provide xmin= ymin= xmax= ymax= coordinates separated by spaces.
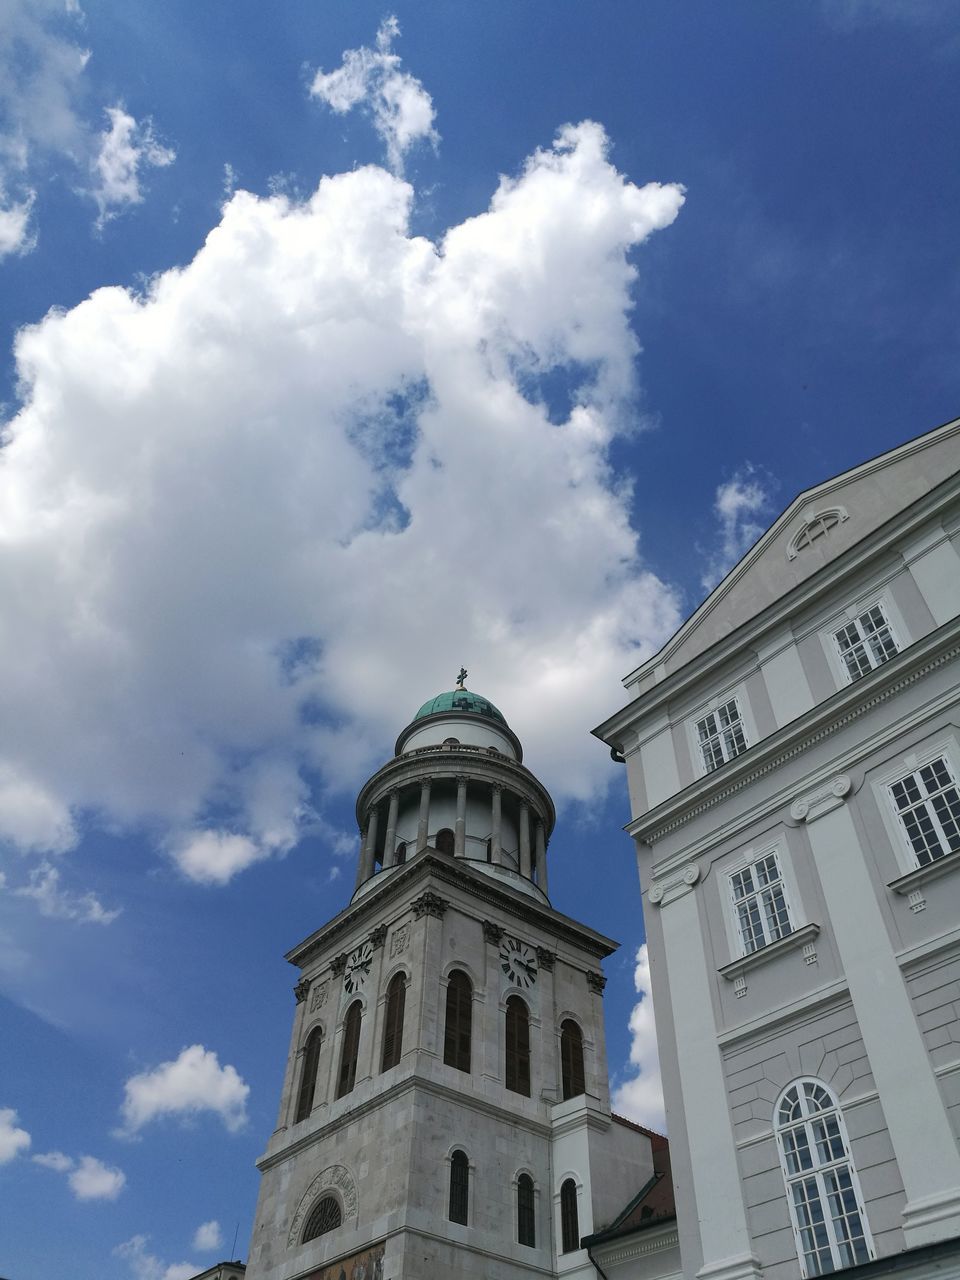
xmin=246 ymin=680 xmax=655 ymax=1280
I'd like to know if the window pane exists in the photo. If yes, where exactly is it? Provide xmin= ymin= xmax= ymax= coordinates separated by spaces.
xmin=560 ymin=1179 xmax=579 ymax=1253
xmin=444 ymin=971 xmax=472 ymax=1073
xmin=517 ymin=1174 xmax=535 ymax=1247
xmin=449 ymin=1150 xmax=469 ymax=1225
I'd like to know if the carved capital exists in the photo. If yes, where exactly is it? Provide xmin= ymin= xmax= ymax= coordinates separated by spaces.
xmin=535 ymin=947 xmax=556 ymax=972
xmin=455 ymin=774 xmax=469 ymax=789
xmin=649 ymin=861 xmax=701 ymax=907
xmin=370 ymin=923 xmax=388 ymax=950
xmin=483 ymin=920 xmax=505 ymax=944
xmin=790 ymin=774 xmax=851 ymax=824
xmin=586 ymin=970 xmax=607 ymax=995
xmin=412 ymin=890 xmax=448 ymax=919
xmin=491 ymin=781 xmax=504 ymax=794
xmin=293 ymin=977 xmax=311 ymax=1004
xmin=331 ymin=953 xmax=348 ymax=976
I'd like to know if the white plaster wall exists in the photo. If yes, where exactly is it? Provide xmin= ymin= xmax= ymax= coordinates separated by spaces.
xmin=401 ymin=716 xmax=518 ymax=757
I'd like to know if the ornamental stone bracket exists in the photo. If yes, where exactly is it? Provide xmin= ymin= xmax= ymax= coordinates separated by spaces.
xmin=293 ymin=977 xmax=311 ymax=1004
xmin=369 ymin=923 xmax=388 ymax=950
xmin=286 ymin=1162 xmax=359 ymax=1246
xmin=412 ymin=890 xmax=448 ymax=919
xmin=536 ymin=946 xmax=556 ymax=971
xmin=482 ymin=920 xmax=505 ymax=944
xmin=789 ymin=774 xmax=851 ymax=825
xmin=586 ymin=971 xmax=607 ymax=995
xmin=331 ymin=953 xmax=348 ymax=977
xmin=648 ymin=861 xmax=701 ymax=908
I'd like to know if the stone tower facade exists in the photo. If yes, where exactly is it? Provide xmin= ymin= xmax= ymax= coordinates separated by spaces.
xmin=246 ymin=685 xmax=655 ymax=1280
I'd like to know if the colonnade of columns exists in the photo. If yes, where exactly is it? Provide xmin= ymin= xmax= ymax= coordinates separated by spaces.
xmin=355 ymin=776 xmax=548 ymax=893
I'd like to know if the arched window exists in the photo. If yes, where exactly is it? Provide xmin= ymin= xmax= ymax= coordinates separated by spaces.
xmin=443 ymin=970 xmax=472 ymax=1073
xmin=294 ymin=1026 xmax=323 ymax=1123
xmin=381 ymin=973 xmax=406 ymax=1072
xmin=449 ymin=1149 xmax=469 ymax=1224
xmin=560 ymin=1178 xmax=579 ymax=1253
xmin=302 ymin=1194 xmax=342 ymax=1242
xmin=336 ymin=1001 xmax=362 ymax=1099
xmin=436 ymin=827 xmax=455 ymax=856
xmin=517 ymin=1173 xmax=535 ymax=1247
xmin=775 ymin=1080 xmax=873 ymax=1276
xmin=395 ymin=841 xmax=407 ymax=865
xmin=485 ymin=837 xmax=493 ymax=863
xmin=560 ymin=1020 xmax=585 ymax=1100
xmin=505 ymin=996 xmax=531 ymax=1096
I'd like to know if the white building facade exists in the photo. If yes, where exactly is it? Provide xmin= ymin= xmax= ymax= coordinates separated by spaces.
xmin=246 ymin=687 xmax=658 ymax=1280
xmin=595 ymin=418 xmax=960 ymax=1280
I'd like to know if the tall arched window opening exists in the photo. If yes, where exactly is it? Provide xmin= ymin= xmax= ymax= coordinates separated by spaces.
xmin=517 ymin=1173 xmax=535 ymax=1247
xmin=436 ymin=827 xmax=455 ymax=855
xmin=449 ymin=1149 xmax=469 ymax=1224
xmin=395 ymin=841 xmax=407 ymax=865
xmin=560 ymin=1179 xmax=579 ymax=1253
xmin=560 ymin=1020 xmax=585 ymax=1100
xmin=505 ymin=996 xmax=531 ymax=1096
xmin=443 ymin=970 xmax=472 ymax=1073
xmin=380 ymin=973 xmax=406 ymax=1072
xmin=336 ymin=1001 xmax=362 ymax=1099
xmin=302 ymin=1194 xmax=342 ymax=1243
xmin=294 ymin=1026 xmax=323 ymax=1123
xmin=775 ymin=1079 xmax=873 ymax=1276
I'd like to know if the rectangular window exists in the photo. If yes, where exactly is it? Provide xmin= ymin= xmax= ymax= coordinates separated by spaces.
xmin=833 ymin=604 xmax=899 ymax=682
xmin=696 ymin=699 xmax=748 ymax=773
xmin=891 ymin=757 xmax=960 ymax=867
xmin=730 ymin=852 xmax=793 ymax=954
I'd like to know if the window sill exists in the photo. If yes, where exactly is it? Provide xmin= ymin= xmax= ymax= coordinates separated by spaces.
xmin=719 ymin=923 xmax=820 ymax=981
xmin=888 ymin=853 xmax=960 ymax=896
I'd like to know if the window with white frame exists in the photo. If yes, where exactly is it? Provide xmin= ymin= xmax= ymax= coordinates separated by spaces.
xmin=730 ymin=851 xmax=793 ymax=954
xmin=890 ymin=757 xmax=960 ymax=867
xmin=696 ymin=699 xmax=748 ymax=773
xmin=775 ymin=1080 xmax=873 ymax=1277
xmin=833 ymin=604 xmax=898 ymax=682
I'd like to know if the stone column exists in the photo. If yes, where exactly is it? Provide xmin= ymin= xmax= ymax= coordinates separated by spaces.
xmin=416 ymin=777 xmax=431 ymax=853
xmin=382 ymin=790 xmax=400 ymax=869
xmin=360 ymin=805 xmax=379 ymax=883
xmin=353 ymin=825 xmax=366 ymax=891
xmin=491 ymin=783 xmax=503 ymax=864
xmin=793 ymin=776 xmax=960 ymax=1247
xmin=454 ymin=776 xmax=468 ymax=857
xmin=535 ymin=819 xmax=548 ymax=895
xmin=649 ymin=861 xmax=761 ymax=1280
xmin=519 ymin=802 xmax=532 ymax=879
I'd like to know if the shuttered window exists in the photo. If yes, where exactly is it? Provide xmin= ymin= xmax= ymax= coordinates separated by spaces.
xmin=436 ymin=827 xmax=455 ymax=855
xmin=517 ymin=1173 xmax=535 ymax=1247
xmin=560 ymin=1020 xmax=585 ymax=1100
xmin=336 ymin=1000 xmax=362 ymax=1098
xmin=449 ymin=1149 xmax=469 ymax=1224
xmin=380 ymin=973 xmax=406 ymax=1072
xmin=302 ymin=1194 xmax=341 ymax=1242
xmin=505 ymin=995 xmax=531 ymax=1096
xmin=443 ymin=970 xmax=472 ymax=1073
xmin=560 ymin=1179 xmax=580 ymax=1253
xmin=294 ymin=1026 xmax=323 ymax=1122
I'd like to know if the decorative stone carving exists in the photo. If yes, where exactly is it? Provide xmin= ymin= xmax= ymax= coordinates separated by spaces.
xmin=790 ymin=774 xmax=851 ymax=824
xmin=390 ymin=923 xmax=410 ymax=957
xmin=535 ymin=946 xmax=556 ymax=971
xmin=649 ymin=861 xmax=701 ymax=907
xmin=802 ymin=942 xmax=818 ymax=966
xmin=908 ymin=889 xmax=927 ymax=914
xmin=286 ymin=1163 xmax=359 ymax=1246
xmin=370 ymin=923 xmax=388 ymax=950
xmin=482 ymin=920 xmax=505 ymax=944
xmin=586 ymin=970 xmax=607 ymax=995
xmin=331 ymin=953 xmax=348 ymax=976
xmin=293 ymin=977 xmax=311 ymax=1004
xmin=734 ymin=975 xmax=747 ymax=999
xmin=412 ymin=891 xmax=448 ymax=919
xmin=310 ymin=981 xmax=329 ymax=1013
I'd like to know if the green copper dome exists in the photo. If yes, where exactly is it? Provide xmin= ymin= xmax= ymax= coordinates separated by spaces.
xmin=413 ymin=689 xmax=507 ymax=725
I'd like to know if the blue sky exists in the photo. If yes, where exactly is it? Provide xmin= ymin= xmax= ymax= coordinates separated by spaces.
xmin=1 ymin=3 xmax=959 ymax=1276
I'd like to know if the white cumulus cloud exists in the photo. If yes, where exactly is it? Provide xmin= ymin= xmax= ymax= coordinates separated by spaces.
xmin=92 ymin=106 xmax=175 ymax=229
xmin=68 ymin=1153 xmax=126 ymax=1200
xmin=611 ymin=944 xmax=665 ymax=1133
xmin=310 ymin=16 xmax=438 ymax=174
xmin=117 ymin=1045 xmax=250 ymax=1137
xmin=32 ymin=1149 xmax=73 ymax=1171
xmin=11 ymin=861 xmax=120 ymax=923
xmin=193 ymin=1219 xmax=223 ymax=1251
xmin=0 ymin=1107 xmax=31 ymax=1162
xmin=115 ymin=1236 xmax=196 ymax=1280
xmin=700 ymin=462 xmax=775 ymax=592
xmin=0 ymin=119 xmax=683 ymax=885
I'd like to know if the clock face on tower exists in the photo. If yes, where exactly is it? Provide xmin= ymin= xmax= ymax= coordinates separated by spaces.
xmin=500 ymin=937 xmax=537 ymax=988
xmin=343 ymin=941 xmax=374 ymax=994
